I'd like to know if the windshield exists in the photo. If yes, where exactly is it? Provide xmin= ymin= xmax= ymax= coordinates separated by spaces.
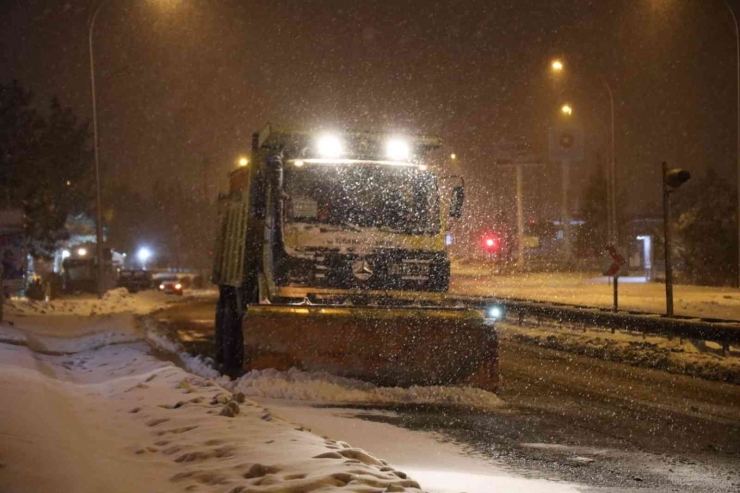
xmin=283 ymin=163 xmax=440 ymax=235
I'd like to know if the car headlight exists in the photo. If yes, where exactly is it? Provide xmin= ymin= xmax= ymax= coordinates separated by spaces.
xmin=159 ymin=284 xmax=165 ymax=290
xmin=175 ymin=283 xmax=182 ymax=290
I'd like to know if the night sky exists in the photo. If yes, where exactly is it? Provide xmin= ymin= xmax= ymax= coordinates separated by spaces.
xmin=2 ymin=0 xmax=740 ymax=225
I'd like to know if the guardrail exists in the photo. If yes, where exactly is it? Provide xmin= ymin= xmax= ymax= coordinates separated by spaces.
xmin=449 ymin=295 xmax=740 ymax=350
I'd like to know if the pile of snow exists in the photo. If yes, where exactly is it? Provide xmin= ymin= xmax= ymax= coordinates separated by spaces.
xmin=4 ymin=288 xmax=173 ymax=318
xmin=232 ymin=368 xmax=504 ymax=410
xmin=0 ymin=341 xmax=424 ymax=493
xmin=143 ymin=318 xmax=221 ymax=380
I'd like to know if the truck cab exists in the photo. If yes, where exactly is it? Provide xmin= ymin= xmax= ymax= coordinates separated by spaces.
xmin=213 ymin=124 xmax=465 ymax=304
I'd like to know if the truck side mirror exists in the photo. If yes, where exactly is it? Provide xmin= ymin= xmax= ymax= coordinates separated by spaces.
xmin=450 ymin=186 xmax=465 ymax=219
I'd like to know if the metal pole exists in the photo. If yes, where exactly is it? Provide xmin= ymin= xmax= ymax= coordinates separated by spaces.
xmin=662 ymin=162 xmax=674 ymax=317
xmin=516 ymin=163 xmax=525 ymax=270
xmin=562 ymin=160 xmax=571 ymax=262
xmin=723 ymin=1 xmax=740 ymax=288
xmin=89 ymin=0 xmax=111 ymax=299
xmin=613 ymin=274 xmax=618 ymax=312
xmin=602 ymin=79 xmax=617 ymax=247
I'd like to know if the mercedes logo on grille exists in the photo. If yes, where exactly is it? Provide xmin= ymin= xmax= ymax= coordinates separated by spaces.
xmin=352 ymin=259 xmax=373 ymax=281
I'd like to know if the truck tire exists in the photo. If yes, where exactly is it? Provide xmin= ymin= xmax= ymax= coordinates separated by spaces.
xmin=221 ymin=287 xmax=244 ymax=376
xmin=214 ymin=292 xmax=226 ymax=367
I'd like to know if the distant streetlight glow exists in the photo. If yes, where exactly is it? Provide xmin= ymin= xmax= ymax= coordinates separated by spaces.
xmin=561 ymin=104 xmax=573 ymax=116
xmin=450 ymin=153 xmax=457 ymax=160
xmin=551 ymin=60 xmax=564 ymax=71
xmin=238 ymin=157 xmax=248 ymax=167
xmin=77 ymin=248 xmax=88 ymax=257
xmin=294 ymin=160 xmax=305 ymax=167
xmin=62 ymin=249 xmax=71 ymax=259
xmin=137 ymin=247 xmax=152 ymax=269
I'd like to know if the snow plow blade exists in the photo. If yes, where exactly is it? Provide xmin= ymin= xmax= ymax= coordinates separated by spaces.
xmin=242 ymin=305 xmax=499 ymax=392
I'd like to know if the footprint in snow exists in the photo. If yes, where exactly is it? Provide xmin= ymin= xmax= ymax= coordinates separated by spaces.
xmin=243 ymin=463 xmax=281 ymax=479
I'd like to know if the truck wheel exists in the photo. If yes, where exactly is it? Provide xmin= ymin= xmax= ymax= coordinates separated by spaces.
xmin=221 ymin=288 xmax=245 ymax=376
xmin=214 ymin=293 xmax=226 ymax=367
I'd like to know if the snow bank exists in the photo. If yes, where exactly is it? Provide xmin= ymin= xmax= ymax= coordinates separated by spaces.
xmin=0 ymin=341 xmax=426 ymax=493
xmin=142 ymin=317 xmax=221 ymax=380
xmin=4 ymin=288 xmax=173 ymax=318
xmin=504 ymin=323 xmax=740 ymax=384
xmin=231 ymin=367 xmax=504 ymax=410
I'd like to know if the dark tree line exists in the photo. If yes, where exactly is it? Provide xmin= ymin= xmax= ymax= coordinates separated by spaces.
xmin=675 ymin=168 xmax=738 ymax=286
xmin=0 ymin=80 xmax=92 ymax=257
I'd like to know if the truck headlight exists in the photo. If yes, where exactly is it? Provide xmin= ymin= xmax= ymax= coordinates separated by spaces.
xmin=486 ymin=305 xmax=504 ymax=321
xmin=386 ymin=138 xmax=410 ymax=161
xmin=317 ymin=135 xmax=343 ymax=158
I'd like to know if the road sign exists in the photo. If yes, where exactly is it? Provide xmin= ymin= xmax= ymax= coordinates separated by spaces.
xmin=548 ymin=125 xmax=584 ymax=162
xmin=604 ymin=245 xmax=626 ymax=277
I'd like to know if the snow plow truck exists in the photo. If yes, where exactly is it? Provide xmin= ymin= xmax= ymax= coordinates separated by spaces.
xmin=211 ymin=124 xmax=499 ymax=391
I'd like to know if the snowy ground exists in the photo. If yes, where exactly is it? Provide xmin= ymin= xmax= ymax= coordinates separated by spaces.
xmin=0 ymin=291 xmax=583 ymax=493
xmin=498 ymin=320 xmax=740 ymax=384
xmin=450 ymin=267 xmax=740 ymax=320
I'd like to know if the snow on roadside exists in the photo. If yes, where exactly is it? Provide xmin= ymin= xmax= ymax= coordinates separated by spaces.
xmin=142 ymin=317 xmax=221 ymax=380
xmin=4 ymin=288 xmax=173 ymax=318
xmin=501 ymin=323 xmax=740 ymax=384
xmin=0 ymin=341 xmax=424 ymax=493
xmin=231 ymin=368 xmax=504 ymax=410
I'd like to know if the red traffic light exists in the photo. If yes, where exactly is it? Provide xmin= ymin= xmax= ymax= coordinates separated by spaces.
xmin=481 ymin=234 xmax=500 ymax=252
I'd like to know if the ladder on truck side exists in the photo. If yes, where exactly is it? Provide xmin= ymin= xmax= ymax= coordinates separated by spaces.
xmin=212 ymin=191 xmax=249 ymax=287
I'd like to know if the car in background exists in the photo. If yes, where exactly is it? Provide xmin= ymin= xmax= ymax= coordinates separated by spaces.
xmin=118 ymin=269 xmax=153 ymax=293
xmin=157 ymin=275 xmax=183 ymax=296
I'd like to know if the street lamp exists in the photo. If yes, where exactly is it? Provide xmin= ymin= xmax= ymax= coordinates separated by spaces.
xmin=561 ymin=104 xmax=573 ymax=116
xmin=88 ymin=0 xmax=114 ymax=299
xmin=721 ymin=1 xmax=740 ymax=288
xmin=550 ymin=61 xmax=617 ymax=249
xmin=137 ymin=247 xmax=152 ymax=270
xmin=662 ymin=162 xmax=691 ymax=317
xmin=238 ymin=157 xmax=249 ymax=167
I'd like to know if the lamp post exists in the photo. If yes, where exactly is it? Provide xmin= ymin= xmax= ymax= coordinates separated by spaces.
xmin=722 ymin=1 xmax=740 ymax=288
xmin=550 ymin=60 xmax=617 ymax=247
xmin=662 ymin=162 xmax=691 ymax=317
xmin=89 ymin=0 xmax=113 ymax=299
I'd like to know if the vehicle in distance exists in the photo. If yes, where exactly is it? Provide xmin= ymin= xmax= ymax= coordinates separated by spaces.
xmin=157 ymin=275 xmax=183 ymax=296
xmin=117 ymin=269 xmax=152 ymax=293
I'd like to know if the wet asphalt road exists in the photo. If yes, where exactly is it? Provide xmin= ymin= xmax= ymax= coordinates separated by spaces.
xmin=154 ymin=299 xmax=740 ymax=492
